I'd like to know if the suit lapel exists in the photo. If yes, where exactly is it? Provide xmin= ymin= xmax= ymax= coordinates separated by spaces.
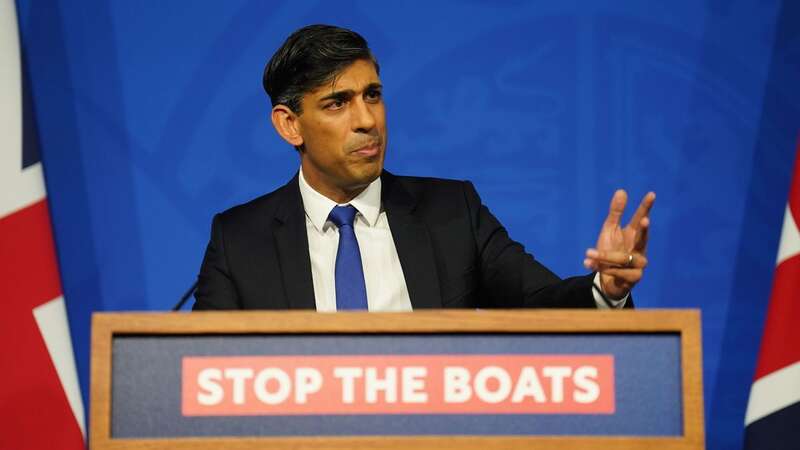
xmin=272 ymin=174 xmax=316 ymax=310
xmin=382 ymin=171 xmax=442 ymax=309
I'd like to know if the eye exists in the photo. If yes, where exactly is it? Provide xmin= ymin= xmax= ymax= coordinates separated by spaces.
xmin=365 ymin=90 xmax=382 ymax=102
xmin=325 ymin=100 xmax=345 ymax=110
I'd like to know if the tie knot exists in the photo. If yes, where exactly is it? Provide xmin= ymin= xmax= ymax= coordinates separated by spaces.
xmin=328 ymin=205 xmax=358 ymax=228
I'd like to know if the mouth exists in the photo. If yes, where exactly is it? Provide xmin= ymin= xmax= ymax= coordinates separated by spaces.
xmin=351 ymin=142 xmax=381 ymax=158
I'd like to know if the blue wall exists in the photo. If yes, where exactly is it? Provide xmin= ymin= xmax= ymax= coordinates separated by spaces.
xmin=15 ymin=1 xmax=800 ymax=448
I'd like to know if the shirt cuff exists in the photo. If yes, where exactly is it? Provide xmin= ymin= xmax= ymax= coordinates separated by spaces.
xmin=592 ymin=272 xmax=628 ymax=309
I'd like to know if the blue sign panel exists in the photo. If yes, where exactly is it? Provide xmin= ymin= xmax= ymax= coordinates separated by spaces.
xmin=111 ymin=333 xmax=681 ymax=438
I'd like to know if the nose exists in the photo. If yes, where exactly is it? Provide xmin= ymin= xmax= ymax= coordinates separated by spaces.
xmin=350 ymin=97 xmax=376 ymax=132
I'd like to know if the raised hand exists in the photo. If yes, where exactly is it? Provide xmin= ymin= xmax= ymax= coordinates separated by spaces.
xmin=583 ymin=190 xmax=655 ymax=300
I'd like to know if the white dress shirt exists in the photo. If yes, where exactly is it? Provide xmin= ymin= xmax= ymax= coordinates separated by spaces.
xmin=299 ymin=169 xmax=412 ymax=312
xmin=298 ymin=169 xmax=626 ymax=311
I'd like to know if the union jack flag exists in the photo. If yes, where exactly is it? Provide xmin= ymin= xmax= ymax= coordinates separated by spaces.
xmin=744 ymin=138 xmax=800 ymax=448
xmin=0 ymin=1 xmax=85 ymax=448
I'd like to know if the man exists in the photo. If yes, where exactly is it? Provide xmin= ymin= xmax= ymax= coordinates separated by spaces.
xmin=193 ymin=24 xmax=654 ymax=311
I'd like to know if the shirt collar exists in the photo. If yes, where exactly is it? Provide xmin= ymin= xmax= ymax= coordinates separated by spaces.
xmin=298 ymin=167 xmax=382 ymax=232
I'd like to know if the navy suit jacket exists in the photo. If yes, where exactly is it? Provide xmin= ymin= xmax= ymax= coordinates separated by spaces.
xmin=193 ymin=171 xmax=630 ymax=310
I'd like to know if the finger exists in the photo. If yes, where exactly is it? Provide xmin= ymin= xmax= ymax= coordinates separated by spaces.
xmin=599 ymin=268 xmax=643 ymax=284
xmin=584 ymin=257 xmax=647 ymax=273
xmin=627 ymin=191 xmax=655 ymax=231
xmin=585 ymin=258 xmax=647 ymax=273
xmin=585 ymin=249 xmax=648 ymax=268
xmin=633 ymin=216 xmax=650 ymax=253
xmin=604 ymin=189 xmax=628 ymax=227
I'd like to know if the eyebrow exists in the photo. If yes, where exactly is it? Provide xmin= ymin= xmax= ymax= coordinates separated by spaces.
xmin=317 ymin=82 xmax=383 ymax=104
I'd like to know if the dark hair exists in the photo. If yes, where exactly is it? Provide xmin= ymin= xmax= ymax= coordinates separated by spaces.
xmin=262 ymin=24 xmax=379 ymax=114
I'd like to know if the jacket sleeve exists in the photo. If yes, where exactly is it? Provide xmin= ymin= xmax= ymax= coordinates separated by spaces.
xmin=193 ymin=213 xmax=242 ymax=310
xmin=462 ymin=180 xmax=632 ymax=309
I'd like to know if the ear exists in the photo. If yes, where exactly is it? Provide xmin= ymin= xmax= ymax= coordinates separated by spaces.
xmin=271 ymin=105 xmax=304 ymax=147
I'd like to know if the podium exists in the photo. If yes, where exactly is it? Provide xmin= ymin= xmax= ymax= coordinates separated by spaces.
xmin=90 ymin=309 xmax=704 ymax=449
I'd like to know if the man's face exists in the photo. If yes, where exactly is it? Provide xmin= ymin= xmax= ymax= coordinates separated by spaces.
xmin=294 ymin=59 xmax=386 ymax=201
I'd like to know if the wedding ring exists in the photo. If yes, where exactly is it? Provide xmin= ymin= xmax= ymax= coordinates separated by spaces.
xmin=625 ymin=253 xmax=634 ymax=268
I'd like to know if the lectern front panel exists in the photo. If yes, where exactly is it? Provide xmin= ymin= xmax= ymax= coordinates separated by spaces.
xmin=110 ymin=333 xmax=681 ymax=437
xmin=90 ymin=310 xmax=704 ymax=450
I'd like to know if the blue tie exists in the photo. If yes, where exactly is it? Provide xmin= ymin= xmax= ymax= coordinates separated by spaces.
xmin=328 ymin=205 xmax=368 ymax=310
